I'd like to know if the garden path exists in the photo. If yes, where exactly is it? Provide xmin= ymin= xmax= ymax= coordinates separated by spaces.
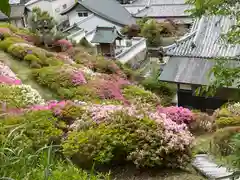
xmin=0 ymin=50 xmax=57 ymax=100
xmin=192 ymin=154 xmax=240 ymax=180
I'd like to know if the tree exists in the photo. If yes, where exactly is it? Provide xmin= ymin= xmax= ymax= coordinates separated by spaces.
xmin=186 ymin=0 xmax=240 ymax=94
xmin=29 ymin=7 xmax=57 ymax=47
xmin=140 ymin=20 xmax=162 ymax=47
xmin=0 ymin=0 xmax=10 ymax=17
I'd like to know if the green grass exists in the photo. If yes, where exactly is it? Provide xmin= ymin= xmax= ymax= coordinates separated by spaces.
xmin=194 ymin=133 xmax=213 ymax=154
xmin=194 ymin=133 xmax=236 ymax=170
xmin=0 ymin=50 xmax=58 ymax=100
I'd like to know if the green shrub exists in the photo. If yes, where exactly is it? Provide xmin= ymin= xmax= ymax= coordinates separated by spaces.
xmin=216 ymin=108 xmax=232 ymax=118
xmin=30 ymin=61 xmax=42 ymax=68
xmin=0 ymin=110 xmax=62 ymax=149
xmin=29 ymin=161 xmax=111 ymax=180
xmin=7 ymin=45 xmax=27 ymax=59
xmin=58 ymin=103 xmax=86 ymax=124
xmin=216 ymin=116 xmax=240 ymax=128
xmin=122 ymin=85 xmax=160 ymax=105
xmin=46 ymin=57 xmax=64 ymax=66
xmin=32 ymin=66 xmax=74 ymax=90
xmin=63 ymin=112 xmax=192 ymax=168
xmin=211 ymin=126 xmax=240 ymax=156
xmin=24 ymin=54 xmax=41 ymax=62
xmin=141 ymin=77 xmax=176 ymax=105
xmin=229 ymin=133 xmax=240 ymax=168
xmin=0 ymin=37 xmax=25 ymax=51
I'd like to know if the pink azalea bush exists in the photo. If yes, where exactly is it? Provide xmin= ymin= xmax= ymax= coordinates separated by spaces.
xmin=62 ymin=101 xmax=194 ymax=168
xmin=0 ymin=62 xmax=22 ymax=85
xmin=71 ymin=69 xmax=87 ymax=85
xmin=157 ymin=106 xmax=193 ymax=125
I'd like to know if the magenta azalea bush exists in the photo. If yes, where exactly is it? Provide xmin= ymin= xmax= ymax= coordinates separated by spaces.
xmin=157 ymin=106 xmax=193 ymax=125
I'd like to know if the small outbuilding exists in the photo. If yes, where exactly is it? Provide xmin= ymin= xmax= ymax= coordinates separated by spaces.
xmin=91 ymin=26 xmax=124 ymax=57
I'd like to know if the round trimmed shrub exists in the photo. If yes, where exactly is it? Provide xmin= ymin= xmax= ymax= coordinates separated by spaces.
xmin=122 ymin=85 xmax=160 ymax=105
xmin=216 ymin=116 xmax=240 ymax=128
xmin=8 ymin=45 xmax=27 ymax=59
xmin=24 ymin=54 xmax=41 ymax=62
xmin=0 ymin=37 xmax=25 ymax=51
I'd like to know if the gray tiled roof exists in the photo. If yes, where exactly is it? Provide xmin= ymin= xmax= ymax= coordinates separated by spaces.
xmin=91 ymin=26 xmax=124 ymax=43
xmin=10 ymin=4 xmax=25 ymax=18
xmin=9 ymin=0 xmax=20 ymax=4
xmin=62 ymin=0 xmax=136 ymax=26
xmin=123 ymin=5 xmax=145 ymax=14
xmin=134 ymin=4 xmax=191 ymax=17
xmin=0 ymin=11 xmax=9 ymax=21
xmin=164 ymin=16 xmax=240 ymax=58
xmin=124 ymin=0 xmax=192 ymax=18
xmin=80 ymin=0 xmax=136 ymax=26
xmin=159 ymin=57 xmax=240 ymax=85
xmin=149 ymin=0 xmax=186 ymax=4
xmin=9 ymin=0 xmax=28 ymax=4
xmin=76 ymin=14 xmax=123 ymax=33
xmin=62 ymin=24 xmax=82 ymax=35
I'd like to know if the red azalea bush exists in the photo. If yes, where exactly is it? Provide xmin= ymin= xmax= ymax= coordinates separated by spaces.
xmin=54 ymin=39 xmax=73 ymax=51
xmin=157 ymin=106 xmax=193 ymax=125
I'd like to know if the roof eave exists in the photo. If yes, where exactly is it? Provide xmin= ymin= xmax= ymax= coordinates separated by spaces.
xmin=60 ymin=3 xmax=78 ymax=15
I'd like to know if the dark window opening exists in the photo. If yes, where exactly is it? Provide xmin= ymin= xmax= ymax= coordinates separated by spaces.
xmin=78 ymin=12 xmax=88 ymax=17
xmin=63 ymin=4 xmax=67 ymax=9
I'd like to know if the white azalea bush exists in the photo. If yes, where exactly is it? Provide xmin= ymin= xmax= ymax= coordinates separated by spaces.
xmin=0 ymin=84 xmax=44 ymax=109
xmin=228 ymin=102 xmax=240 ymax=116
xmin=17 ymin=84 xmax=45 ymax=105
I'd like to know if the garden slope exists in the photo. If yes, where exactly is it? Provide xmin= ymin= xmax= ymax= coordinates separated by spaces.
xmin=0 ymin=50 xmax=56 ymax=100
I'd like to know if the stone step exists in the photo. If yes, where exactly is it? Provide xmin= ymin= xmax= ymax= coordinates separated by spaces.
xmin=192 ymin=154 xmax=240 ymax=180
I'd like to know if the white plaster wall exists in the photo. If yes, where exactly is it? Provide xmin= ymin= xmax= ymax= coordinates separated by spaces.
xmin=67 ymin=10 xmax=92 ymax=26
xmin=27 ymin=0 xmax=75 ymax=22
xmin=51 ymin=0 xmax=75 ymax=22
xmin=77 ymin=15 xmax=122 ymax=33
xmin=27 ymin=1 xmax=54 ymax=18
xmin=15 ymin=19 xmax=24 ymax=28
xmin=10 ymin=19 xmax=24 ymax=28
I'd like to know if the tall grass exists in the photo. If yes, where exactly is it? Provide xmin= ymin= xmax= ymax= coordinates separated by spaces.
xmin=0 ymin=124 xmax=111 ymax=180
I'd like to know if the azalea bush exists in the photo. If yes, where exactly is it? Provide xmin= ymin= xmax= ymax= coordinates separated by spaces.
xmin=0 ymin=84 xmax=44 ymax=109
xmin=189 ymin=112 xmax=215 ymax=134
xmin=227 ymin=102 xmax=240 ymax=116
xmin=32 ymin=65 xmax=88 ymax=90
xmin=7 ymin=44 xmax=65 ymax=68
xmin=63 ymin=110 xmax=194 ymax=168
xmin=157 ymin=106 xmax=193 ymax=125
xmin=0 ymin=61 xmax=21 ymax=85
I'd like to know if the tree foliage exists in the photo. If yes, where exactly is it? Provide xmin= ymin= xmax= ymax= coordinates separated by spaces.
xmin=186 ymin=0 xmax=240 ymax=95
xmin=0 ymin=0 xmax=10 ymax=17
xmin=121 ymin=18 xmax=176 ymax=47
xmin=29 ymin=8 xmax=57 ymax=46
